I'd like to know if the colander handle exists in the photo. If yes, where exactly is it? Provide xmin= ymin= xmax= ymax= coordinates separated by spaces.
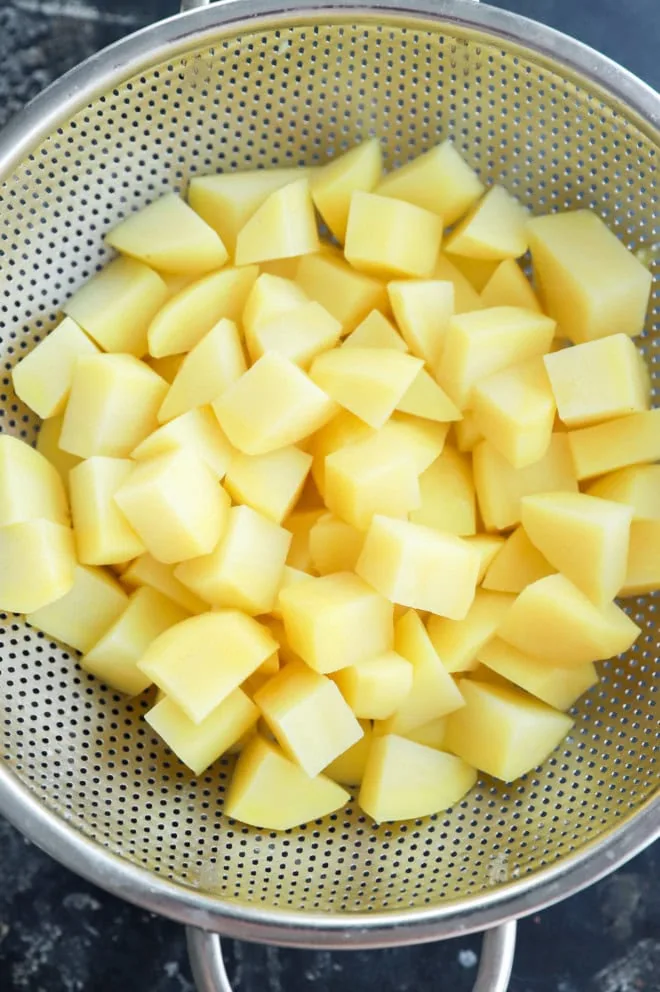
xmin=186 ymin=921 xmax=516 ymax=992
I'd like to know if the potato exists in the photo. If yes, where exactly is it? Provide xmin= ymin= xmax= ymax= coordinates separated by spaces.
xmin=433 ymin=254 xmax=484 ymax=313
xmin=333 ymin=650 xmax=413 ymax=720
xmin=464 ymin=534 xmax=506 ymax=584
xmin=310 ymin=410 xmax=374 ymax=494
xmin=279 ymin=571 xmax=393 ymax=674
xmin=311 ymin=139 xmax=383 ymax=242
xmin=36 ymin=416 xmax=82 ymax=494
xmin=12 ymin=317 xmax=100 ymax=419
xmin=453 ymin=408 xmax=483 ymax=452
xmin=620 ymin=520 xmax=660 ymax=596
xmin=308 ymin=513 xmax=364 ymax=576
xmin=481 ymin=526 xmax=554 ymax=593
xmin=342 ymin=309 xmax=407 ymax=352
xmin=249 ymin=301 xmax=342 ymax=368
xmin=480 ymin=259 xmax=541 ymax=311
xmin=445 ymin=186 xmax=528 ymax=260
xmin=379 ymin=414 xmax=449 ymax=473
xmin=356 ymin=516 xmax=480 ymax=620
xmin=324 ymin=720 xmax=372 ymax=786
xmin=477 ymin=638 xmax=598 ymax=712
xmin=146 ymin=354 xmax=185 ymax=384
xmin=345 ymin=192 xmax=443 ymax=278
xmin=396 ymin=370 xmax=462 ymax=423
xmin=410 ymin=446 xmax=476 ymax=536
xmin=270 ymin=566 xmax=310 ymax=620
xmin=444 ymin=679 xmax=573 ymax=781
xmin=426 ymin=589 xmax=515 ymax=673
xmin=225 ymin=446 xmax=312 ymax=524
xmin=122 ymin=553 xmax=208 ymax=615
xmin=0 ymin=520 xmax=75 ymax=614
xmin=404 ymin=718 xmax=447 ymax=750
xmin=243 ymin=273 xmax=308 ymax=342
xmin=567 ymin=409 xmax=660 ymax=480
xmin=132 ymin=406 xmax=233 ymax=481
xmin=59 ymin=354 xmax=167 ymax=459
xmin=235 ymin=179 xmax=319 ymax=265
xmin=359 ymin=735 xmax=476 ymax=823
xmin=586 ymin=465 xmax=660 ymax=521
xmin=295 ymin=251 xmax=389 ymax=334
xmin=527 ymin=209 xmax=652 ymax=343
xmin=0 ymin=433 xmax=69 ymax=528
xmin=69 ymin=457 xmax=145 ymax=565
xmin=387 ymin=280 xmax=454 ymax=369
xmin=106 ymin=193 xmax=228 ymax=274
xmin=284 ymin=508 xmax=325 ymax=572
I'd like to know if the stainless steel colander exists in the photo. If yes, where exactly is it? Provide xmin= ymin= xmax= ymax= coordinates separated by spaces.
xmin=0 ymin=1 xmax=658 ymax=989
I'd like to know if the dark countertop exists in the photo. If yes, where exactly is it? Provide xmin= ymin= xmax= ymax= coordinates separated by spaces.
xmin=0 ymin=1 xmax=658 ymax=989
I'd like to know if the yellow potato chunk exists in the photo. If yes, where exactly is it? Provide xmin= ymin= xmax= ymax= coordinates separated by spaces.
xmin=311 ymin=139 xmax=383 ymax=242
xmin=147 ymin=265 xmax=258 ymax=358
xmin=376 ymin=140 xmax=484 ymax=225
xmin=12 ymin=317 xmax=100 ymax=419
xmin=122 ymin=553 xmax=208 ymax=615
xmin=132 ymin=406 xmax=233 ymax=480
xmin=359 ymin=735 xmax=477 ymax=823
xmin=498 ymin=573 xmax=641 ymax=666
xmin=527 ymin=209 xmax=652 ymax=343
xmin=106 ymin=193 xmax=228 ymax=274
xmin=225 ymin=735 xmax=349 ymax=830
xmin=345 ymin=191 xmax=443 ymax=278
xmin=26 ymin=564 xmax=128 ymax=654
xmin=477 ymin=638 xmax=598 ymax=712
xmin=472 ymin=357 xmax=556 ymax=468
xmin=115 ymin=449 xmax=230 ymax=564
xmin=567 ymin=409 xmax=660 ymax=480
xmin=480 ymin=259 xmax=541 ymax=311
xmin=0 ymin=433 xmax=69 ymax=527
xmin=396 ymin=369 xmax=462 ymax=423
xmin=437 ymin=306 xmax=555 ymax=409
xmin=444 ymin=679 xmax=573 ymax=781
xmin=146 ymin=688 xmax=258 ymax=776
xmin=270 ymin=566 xmax=310 ymax=620
xmin=308 ymin=513 xmax=364 ymax=576
xmin=453 ymin=408 xmax=483 ymax=452
xmin=81 ymin=586 xmax=190 ymax=694
xmin=243 ymin=273 xmax=308 ymax=344
xmin=356 ymin=516 xmax=480 ymax=620
xmin=36 ymin=415 xmax=81 ymax=493
xmin=279 ymin=571 xmax=393 ymax=674
xmin=296 ymin=251 xmax=388 ymax=335
xmin=324 ymin=720 xmax=372 ymax=786
xmin=342 ymin=309 xmax=407 ymax=352
xmin=249 ymin=301 xmax=342 ymax=368
xmin=333 ymin=650 xmax=413 ymax=720
xmin=59 ymin=354 xmax=167 ymax=459
xmin=310 ymin=410 xmax=374 ymax=494
xmin=387 ymin=280 xmax=454 ymax=369
xmin=69 ymin=457 xmax=145 ymax=565
xmin=620 ymin=520 xmax=660 ymax=597
xmin=473 ymin=433 xmax=578 ymax=531
xmin=0 ymin=520 xmax=75 ymax=614
xmin=174 ymin=505 xmax=291 ymax=614
xmin=410 ymin=446 xmax=476 ymax=536
xmin=464 ymin=534 xmax=506 ymax=584
xmin=225 ymin=446 xmax=312 ymax=524
xmin=426 ymin=589 xmax=515 ymax=673
xmin=379 ymin=414 xmax=450 ymax=473
xmin=452 ymin=256 xmax=500 ymax=292
xmin=445 ymin=185 xmax=528 ymax=260
xmin=433 ymin=254 xmax=483 ymax=313
xmin=284 ymin=508 xmax=324 ymax=572
xmin=586 ymin=465 xmax=660 ymax=521
xmin=521 ymin=492 xmax=633 ymax=606
xmin=404 ymin=718 xmax=447 ymax=750
xmin=482 ymin=526 xmax=554 ymax=593
xmin=235 ymin=178 xmax=320 ymax=265
xmin=213 ymin=352 xmax=336 ymax=456
xmin=146 ymin=353 xmax=185 ymax=384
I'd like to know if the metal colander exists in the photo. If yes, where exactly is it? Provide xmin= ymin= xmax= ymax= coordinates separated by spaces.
xmin=0 ymin=1 xmax=658 ymax=989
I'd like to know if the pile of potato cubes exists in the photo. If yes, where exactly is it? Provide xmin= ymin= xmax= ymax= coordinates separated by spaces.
xmin=3 ymin=136 xmax=658 ymax=831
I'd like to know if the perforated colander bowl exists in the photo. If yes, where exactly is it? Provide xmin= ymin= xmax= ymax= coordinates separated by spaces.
xmin=0 ymin=1 xmax=658 ymax=989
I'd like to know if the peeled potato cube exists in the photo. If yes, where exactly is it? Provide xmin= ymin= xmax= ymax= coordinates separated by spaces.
xmin=387 ymin=280 xmax=454 ymax=370
xmin=453 ymin=408 xmax=483 ymax=452
xmin=380 ymin=414 xmax=450 ymax=473
xmin=308 ymin=513 xmax=364 ymax=576
xmin=225 ymin=446 xmax=312 ymax=524
xmin=356 ymin=516 xmax=480 ymax=620
xmin=279 ymin=572 xmax=393 ymax=674
xmin=477 ymin=638 xmax=598 ymax=712
xmin=106 ymin=193 xmax=228 ymax=274
xmin=403 ymin=718 xmax=447 ymax=750
xmin=284 ymin=508 xmax=325 ymax=572
xmin=249 ymin=301 xmax=342 ymax=368
xmin=243 ymin=272 xmax=308 ymax=342
xmin=122 ymin=553 xmax=208 ymax=615
xmin=482 ymin=526 xmax=554 ymax=593
xmin=620 ymin=520 xmax=660 ymax=596
xmin=225 ymin=735 xmax=349 ymax=831
xmin=0 ymin=433 xmax=69 ymax=528
xmin=270 ymin=566 xmax=310 ymax=621
xmin=69 ymin=457 xmax=145 ymax=565
xmin=0 ymin=520 xmax=75 ymax=614
xmin=498 ymin=573 xmax=641 ymax=667
xmin=433 ymin=255 xmax=484 ymax=313
xmin=444 ymin=679 xmax=573 ymax=781
xmin=345 ymin=191 xmax=443 ymax=278
xmin=147 ymin=353 xmax=185 ymax=384
xmin=527 ymin=209 xmax=652 ymax=343
xmin=452 ymin=256 xmax=500 ymax=292
xmin=310 ymin=410 xmax=374 ymax=495
xmin=342 ymin=310 xmax=407 ymax=351
xmin=296 ymin=251 xmax=388 ymax=335
xmin=464 ymin=534 xmax=506 ymax=584
xmin=586 ymin=465 xmax=660 ymax=521
xmin=480 ymin=259 xmax=541 ymax=311
xmin=333 ymin=650 xmax=413 ymax=720
xmin=59 ymin=354 xmax=167 ymax=459
xmin=235 ymin=178 xmax=320 ymax=266
xmin=445 ymin=185 xmax=528 ymax=260
xmin=12 ymin=317 xmax=100 ymax=418
xmin=396 ymin=369 xmax=462 ymax=423
xmin=567 ymin=410 xmax=660 ymax=481
xmin=324 ymin=720 xmax=372 ymax=786
xmin=36 ymin=415 xmax=81 ymax=494
xmin=132 ymin=406 xmax=233 ymax=481
xmin=311 ymin=139 xmax=383 ymax=243
xmin=115 ymin=448 xmax=230 ymax=564
xmin=410 ymin=446 xmax=476 ymax=536
xmin=426 ymin=589 xmax=515 ymax=674
xmin=359 ymin=735 xmax=477 ymax=823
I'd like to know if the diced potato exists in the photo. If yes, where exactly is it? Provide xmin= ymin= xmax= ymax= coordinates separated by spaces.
xmin=521 ymin=492 xmax=633 ymax=606
xmin=147 ymin=266 xmax=258 ymax=358
xmin=59 ymin=354 xmax=167 ymax=459
xmin=26 ymin=564 xmax=128 ymax=654
xmin=12 ymin=317 xmax=100 ymax=419
xmin=284 ymin=508 xmax=324 ymax=572
xmin=345 ymin=192 xmax=443 ymax=278
xmin=64 ymin=257 xmax=168 ymax=356
xmin=445 ymin=185 xmax=528 ymax=260
xmin=138 ymin=611 xmax=277 ymax=723
xmin=620 ymin=520 xmax=660 ymax=596
xmin=36 ymin=415 xmax=81 ymax=493
xmin=0 ymin=433 xmax=69 ymax=528
xmin=433 ymin=255 xmax=484 ymax=313
xmin=473 ymin=434 xmax=578 ymax=531
xmin=387 ymin=280 xmax=454 ymax=369
xmin=243 ymin=273 xmax=308 ymax=346
xmin=235 ymin=179 xmax=319 ymax=265
xmin=271 ymin=565 xmax=310 ymax=620
xmin=333 ymin=650 xmax=413 ymax=720
xmin=444 ymin=679 xmax=573 ymax=781
xmin=586 ymin=465 xmax=660 ymax=521
xmin=498 ymin=573 xmax=641 ymax=666
xmin=567 ymin=410 xmax=660 ymax=480
xmin=122 ymin=553 xmax=208 ymax=615
xmin=464 ymin=534 xmax=506 ymax=583
xmin=310 ymin=410 xmax=374 ymax=495
xmin=342 ymin=310 xmax=407 ymax=352
xmin=225 ymin=735 xmax=349 ymax=830
xmin=146 ymin=354 xmax=185 ymax=384
xmin=410 ymin=446 xmax=476 ymax=536
xmin=225 ymin=446 xmax=312 ymax=524
xmin=375 ymin=140 xmax=484 ymax=225
xmin=426 ymin=589 xmax=515 ymax=673
xmin=359 ymin=735 xmax=476 ymax=822
xmin=249 ymin=301 xmax=342 ymax=368
xmin=482 ymin=526 xmax=554 ymax=593
xmin=81 ymin=586 xmax=190 ymax=695
xmin=132 ymin=406 xmax=233 ymax=481
xmin=259 ymin=258 xmax=301 ymax=279
xmin=296 ymin=251 xmax=389 ymax=335
xmin=356 ymin=516 xmax=480 ymax=620
xmin=159 ymin=272 xmax=198 ymax=298
xmin=379 ymin=414 xmax=449 ymax=473
xmin=453 ymin=408 xmax=483 ymax=453
xmin=324 ymin=720 xmax=372 ymax=786
xmin=310 ymin=347 xmax=423 ymax=428
xmin=527 ymin=209 xmax=652 ymax=343
xmin=0 ymin=520 xmax=75 ymax=614
xmin=437 ymin=306 xmax=555 ymax=409
xmin=259 ymin=616 xmax=302 ymax=666
xmin=308 ymin=513 xmax=364 ymax=576
xmin=404 ymin=718 xmax=447 ymax=750
xmin=452 ymin=256 xmax=499 ymax=292
xmin=213 ymin=352 xmax=336 ymax=456
xmin=242 ymin=650 xmax=281 ymax=698
xmin=279 ymin=571 xmax=393 ymax=674
xmin=477 ymin=638 xmax=598 ymax=711
xmin=175 ymin=505 xmax=291 ymax=614
xmin=472 ymin=357 xmax=556 ymax=468
xmin=396 ymin=370 xmax=462 ymax=423
xmin=480 ymin=259 xmax=541 ymax=311
xmin=106 ymin=193 xmax=228 ymax=274
xmin=311 ymin=139 xmax=383 ymax=242
xmin=146 ymin=688 xmax=258 ymax=776
xmin=69 ymin=457 xmax=145 ymax=565
xmin=115 ymin=449 xmax=230 ymax=564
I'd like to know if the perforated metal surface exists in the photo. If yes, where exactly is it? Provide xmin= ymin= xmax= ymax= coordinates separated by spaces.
xmin=0 ymin=8 xmax=658 ymax=923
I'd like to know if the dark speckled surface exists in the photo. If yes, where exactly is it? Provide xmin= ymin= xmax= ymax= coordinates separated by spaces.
xmin=0 ymin=1 xmax=658 ymax=989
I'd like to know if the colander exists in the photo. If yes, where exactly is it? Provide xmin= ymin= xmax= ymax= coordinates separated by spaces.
xmin=0 ymin=0 xmax=658 ymax=989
